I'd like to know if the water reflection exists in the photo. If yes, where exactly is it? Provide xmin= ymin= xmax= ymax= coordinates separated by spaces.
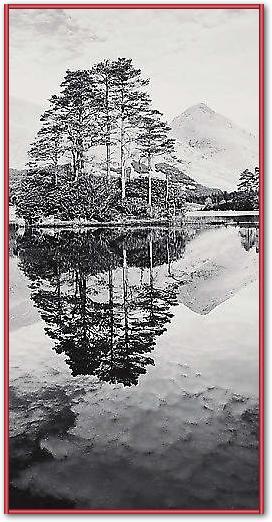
xmin=10 ymin=218 xmax=260 ymax=510
xmin=16 ymin=228 xmax=187 ymax=385
xmin=239 ymin=226 xmax=259 ymax=253
xmin=15 ymin=219 xmax=259 ymax=387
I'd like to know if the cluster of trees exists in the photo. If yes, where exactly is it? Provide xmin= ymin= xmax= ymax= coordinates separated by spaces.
xmin=16 ymin=228 xmax=188 ymax=386
xmin=17 ymin=58 xmax=180 ymax=223
xmin=203 ymin=167 xmax=259 ymax=211
xmin=237 ymin=167 xmax=259 ymax=194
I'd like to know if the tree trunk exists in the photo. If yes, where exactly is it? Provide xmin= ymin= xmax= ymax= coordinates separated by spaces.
xmin=105 ymin=79 xmax=111 ymax=182
xmin=74 ymin=165 xmax=79 ymax=183
xmin=74 ymin=151 xmax=83 ymax=183
xmin=121 ymin=143 xmax=126 ymax=200
xmin=148 ymin=154 xmax=152 ymax=209
xmin=79 ymin=152 xmax=84 ymax=175
xmin=120 ymin=92 xmax=126 ymax=201
xmin=106 ymin=140 xmax=110 ymax=182
xmin=166 ymin=234 xmax=171 ymax=275
xmin=54 ymin=153 xmax=58 ymax=187
xmin=166 ymin=173 xmax=169 ymax=206
xmin=72 ymin=151 xmax=77 ymax=180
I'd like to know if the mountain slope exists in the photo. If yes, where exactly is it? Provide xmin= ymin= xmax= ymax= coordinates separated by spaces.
xmin=131 ymin=160 xmax=222 ymax=199
xmin=10 ymin=97 xmax=44 ymax=169
xmin=154 ymin=162 xmax=222 ymax=197
xmin=171 ymin=103 xmax=258 ymax=191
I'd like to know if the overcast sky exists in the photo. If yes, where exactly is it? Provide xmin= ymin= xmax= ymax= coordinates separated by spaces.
xmin=9 ymin=7 xmax=259 ymax=167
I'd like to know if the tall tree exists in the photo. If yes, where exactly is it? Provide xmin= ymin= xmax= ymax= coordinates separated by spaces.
xmin=253 ymin=166 xmax=259 ymax=194
xmin=92 ymin=60 xmax=118 ymax=182
xmin=111 ymin=58 xmax=150 ymax=200
xmin=236 ymin=167 xmax=259 ymax=210
xmin=135 ymin=110 xmax=175 ymax=209
xmin=54 ymin=69 xmax=101 ymax=182
xmin=28 ymin=104 xmax=64 ymax=186
xmin=237 ymin=169 xmax=256 ymax=194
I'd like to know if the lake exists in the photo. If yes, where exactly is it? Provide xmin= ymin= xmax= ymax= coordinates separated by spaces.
xmin=9 ymin=216 xmax=259 ymax=510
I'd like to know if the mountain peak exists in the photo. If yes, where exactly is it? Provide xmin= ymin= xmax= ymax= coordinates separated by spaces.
xmin=172 ymin=103 xmax=216 ymax=127
xmin=170 ymin=104 xmax=258 ymax=191
xmin=186 ymin=102 xmax=214 ymax=114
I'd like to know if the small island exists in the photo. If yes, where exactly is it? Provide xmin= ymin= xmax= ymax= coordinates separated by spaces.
xmin=9 ymin=59 xmax=259 ymax=229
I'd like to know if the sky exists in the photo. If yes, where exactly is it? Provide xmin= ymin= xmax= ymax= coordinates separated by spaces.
xmin=9 ymin=7 xmax=259 ymax=168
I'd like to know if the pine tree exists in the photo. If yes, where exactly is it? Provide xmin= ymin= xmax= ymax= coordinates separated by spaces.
xmin=111 ymin=58 xmax=150 ymax=200
xmin=92 ymin=60 xmax=118 ymax=182
xmin=253 ymin=166 xmax=259 ymax=194
xmin=237 ymin=169 xmax=255 ymax=194
xmin=54 ymin=69 xmax=101 ymax=182
xmin=235 ymin=167 xmax=259 ymax=211
xmin=28 ymin=104 xmax=64 ymax=186
xmin=135 ymin=110 xmax=175 ymax=209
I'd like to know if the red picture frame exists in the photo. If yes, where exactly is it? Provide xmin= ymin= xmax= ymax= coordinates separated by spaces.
xmin=3 ymin=3 xmax=265 ymax=515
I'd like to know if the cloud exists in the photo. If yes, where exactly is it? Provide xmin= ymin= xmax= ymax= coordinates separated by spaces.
xmin=10 ymin=9 xmax=105 ymax=62
xmin=9 ymin=7 xmax=259 ymax=167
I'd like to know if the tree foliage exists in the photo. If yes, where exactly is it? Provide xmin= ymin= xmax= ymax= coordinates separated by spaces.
xmin=135 ymin=110 xmax=176 ymax=207
xmin=17 ymin=58 xmax=180 ymax=223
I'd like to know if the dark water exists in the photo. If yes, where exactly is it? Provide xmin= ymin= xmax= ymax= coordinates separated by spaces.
xmin=9 ymin=217 xmax=259 ymax=510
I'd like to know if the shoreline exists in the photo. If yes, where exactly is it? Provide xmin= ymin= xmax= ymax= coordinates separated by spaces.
xmin=10 ymin=210 xmax=259 ymax=230
xmin=187 ymin=210 xmax=259 ymax=217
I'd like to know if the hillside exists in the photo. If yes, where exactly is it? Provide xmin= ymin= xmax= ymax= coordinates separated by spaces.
xmin=171 ymin=103 xmax=258 ymax=191
xmin=9 ymin=160 xmax=222 ymax=209
xmin=10 ymin=97 xmax=44 ymax=170
xmin=131 ymin=161 xmax=222 ymax=199
xmin=154 ymin=162 xmax=222 ymax=198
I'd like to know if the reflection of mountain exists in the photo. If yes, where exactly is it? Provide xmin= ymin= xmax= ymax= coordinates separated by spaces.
xmin=16 ymin=228 xmax=185 ymax=386
xmin=168 ymin=226 xmax=258 ymax=314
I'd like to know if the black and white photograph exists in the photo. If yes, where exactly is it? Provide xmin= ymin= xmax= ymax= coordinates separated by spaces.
xmin=7 ymin=4 xmax=262 ymax=513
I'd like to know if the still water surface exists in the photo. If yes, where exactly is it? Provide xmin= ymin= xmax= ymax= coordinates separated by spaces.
xmin=9 ymin=217 xmax=259 ymax=510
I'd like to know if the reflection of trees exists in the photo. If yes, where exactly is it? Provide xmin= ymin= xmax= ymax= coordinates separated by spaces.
xmin=16 ymin=228 xmax=186 ymax=386
xmin=239 ymin=226 xmax=259 ymax=253
xmin=9 ymin=226 xmax=18 ymax=257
